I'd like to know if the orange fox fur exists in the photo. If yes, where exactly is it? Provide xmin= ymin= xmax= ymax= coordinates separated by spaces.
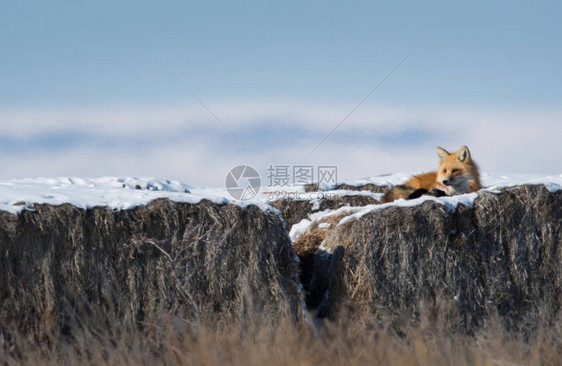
xmin=381 ymin=145 xmax=481 ymax=203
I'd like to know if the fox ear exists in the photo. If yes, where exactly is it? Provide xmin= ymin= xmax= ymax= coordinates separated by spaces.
xmin=436 ymin=147 xmax=449 ymax=163
xmin=457 ymin=145 xmax=471 ymax=162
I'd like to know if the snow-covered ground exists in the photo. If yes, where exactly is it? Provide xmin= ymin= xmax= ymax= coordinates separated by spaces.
xmin=337 ymin=172 xmax=562 ymax=192
xmin=288 ymin=193 xmax=481 ymax=243
xmin=0 ymin=177 xmax=225 ymax=215
xmin=286 ymin=172 xmax=562 ymax=242
xmin=0 ymin=173 xmax=560 ymax=215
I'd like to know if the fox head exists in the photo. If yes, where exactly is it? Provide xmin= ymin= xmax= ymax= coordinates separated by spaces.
xmin=435 ymin=145 xmax=480 ymax=194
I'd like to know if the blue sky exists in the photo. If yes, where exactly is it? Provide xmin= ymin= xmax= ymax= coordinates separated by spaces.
xmin=1 ymin=1 xmax=561 ymax=185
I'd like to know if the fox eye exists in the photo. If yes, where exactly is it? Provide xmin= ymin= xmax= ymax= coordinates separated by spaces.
xmin=452 ymin=169 xmax=459 ymax=173
xmin=443 ymin=169 xmax=447 ymax=173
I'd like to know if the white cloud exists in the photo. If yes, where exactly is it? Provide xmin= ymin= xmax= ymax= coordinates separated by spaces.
xmin=0 ymin=101 xmax=560 ymax=186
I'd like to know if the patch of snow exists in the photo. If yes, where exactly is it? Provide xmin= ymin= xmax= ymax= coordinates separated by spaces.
xmin=262 ymin=187 xmax=382 ymax=202
xmin=338 ymin=192 xmax=479 ymax=225
xmin=338 ymin=172 xmax=417 ymax=188
xmin=341 ymin=172 xmax=562 ymax=192
xmin=481 ymin=173 xmax=562 ymax=192
xmin=318 ymin=222 xmax=331 ymax=229
xmin=310 ymin=199 xmax=321 ymax=211
xmin=288 ymin=206 xmax=361 ymax=244
xmin=0 ymin=173 xmax=560 ymax=217
xmin=310 ymin=173 xmax=561 ymax=227
xmin=327 ymin=189 xmax=385 ymax=200
xmin=0 ymin=177 xmax=230 ymax=215
xmin=288 ymin=219 xmax=312 ymax=242
xmin=288 ymin=206 xmax=358 ymax=242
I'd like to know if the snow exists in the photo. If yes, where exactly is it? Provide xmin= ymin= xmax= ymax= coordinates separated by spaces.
xmin=288 ymin=206 xmax=358 ymax=242
xmin=337 ymin=192 xmax=479 ymax=225
xmin=289 ymin=219 xmax=312 ymax=242
xmin=288 ymin=193 xmax=480 ymax=243
xmin=0 ymin=177 xmax=232 ymax=215
xmin=0 ymin=173 xmax=560 ymax=216
xmin=480 ymin=173 xmax=562 ymax=193
xmin=286 ymin=172 xmax=562 ymax=244
xmin=340 ymin=172 xmax=562 ymax=193
xmin=333 ymin=172 xmax=415 ymax=189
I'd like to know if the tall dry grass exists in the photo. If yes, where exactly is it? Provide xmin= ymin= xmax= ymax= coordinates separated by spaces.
xmin=2 ymin=305 xmax=561 ymax=366
xmin=1 ymin=189 xmax=560 ymax=365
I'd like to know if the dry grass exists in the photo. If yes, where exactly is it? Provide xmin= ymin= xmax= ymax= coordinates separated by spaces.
xmin=271 ymin=195 xmax=379 ymax=231
xmin=1 ymin=186 xmax=560 ymax=365
xmin=292 ymin=212 xmax=354 ymax=309
xmin=2 ymin=306 xmax=561 ymax=366
xmin=0 ymin=200 xmax=302 ymax=341
xmin=317 ymin=185 xmax=562 ymax=334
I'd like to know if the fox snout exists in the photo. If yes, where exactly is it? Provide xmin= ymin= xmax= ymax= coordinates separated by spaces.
xmin=442 ymin=179 xmax=453 ymax=186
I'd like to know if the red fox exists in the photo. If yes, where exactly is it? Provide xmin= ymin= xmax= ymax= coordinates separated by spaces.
xmin=381 ymin=145 xmax=481 ymax=203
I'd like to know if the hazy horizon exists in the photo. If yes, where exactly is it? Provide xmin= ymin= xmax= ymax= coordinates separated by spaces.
xmin=2 ymin=1 xmax=561 ymax=186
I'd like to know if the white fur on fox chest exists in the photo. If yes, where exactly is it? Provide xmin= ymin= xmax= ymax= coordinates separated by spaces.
xmin=443 ymin=176 xmax=474 ymax=195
